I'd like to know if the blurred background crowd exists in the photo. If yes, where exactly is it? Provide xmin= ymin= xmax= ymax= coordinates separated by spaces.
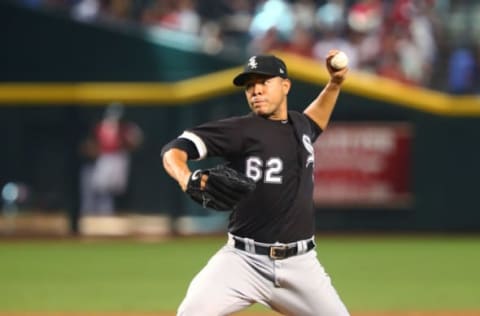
xmin=3 ymin=0 xmax=480 ymax=236
xmin=15 ymin=0 xmax=480 ymax=94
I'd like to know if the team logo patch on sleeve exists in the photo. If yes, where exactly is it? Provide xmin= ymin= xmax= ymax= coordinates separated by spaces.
xmin=302 ymin=134 xmax=314 ymax=167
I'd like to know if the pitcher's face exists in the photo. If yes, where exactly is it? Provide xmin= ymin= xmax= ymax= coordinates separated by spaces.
xmin=244 ymin=75 xmax=290 ymax=120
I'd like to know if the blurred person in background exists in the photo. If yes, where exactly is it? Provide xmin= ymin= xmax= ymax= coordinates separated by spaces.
xmin=281 ymin=25 xmax=315 ymax=58
xmin=447 ymin=46 xmax=477 ymax=94
xmin=385 ymin=0 xmax=439 ymax=86
xmin=141 ymin=0 xmax=200 ymax=34
xmin=248 ymin=0 xmax=295 ymax=54
xmin=219 ymin=0 xmax=253 ymax=37
xmin=79 ymin=102 xmax=143 ymax=215
xmin=313 ymin=0 xmax=359 ymax=69
xmin=247 ymin=26 xmax=283 ymax=55
xmin=216 ymin=0 xmax=253 ymax=48
xmin=344 ymin=0 xmax=382 ymax=72
xmin=291 ymin=0 xmax=316 ymax=30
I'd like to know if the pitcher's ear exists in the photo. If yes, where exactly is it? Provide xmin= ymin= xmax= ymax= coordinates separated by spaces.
xmin=282 ymin=78 xmax=291 ymax=93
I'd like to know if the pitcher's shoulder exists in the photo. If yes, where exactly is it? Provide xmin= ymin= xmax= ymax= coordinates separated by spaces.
xmin=288 ymin=110 xmax=313 ymax=125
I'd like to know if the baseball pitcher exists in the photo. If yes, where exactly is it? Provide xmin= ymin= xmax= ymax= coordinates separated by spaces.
xmin=161 ymin=52 xmax=349 ymax=315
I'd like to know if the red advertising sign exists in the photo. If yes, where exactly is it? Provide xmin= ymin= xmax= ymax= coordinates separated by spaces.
xmin=313 ymin=123 xmax=412 ymax=208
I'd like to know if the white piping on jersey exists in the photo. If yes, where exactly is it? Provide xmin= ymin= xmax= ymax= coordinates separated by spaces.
xmin=179 ymin=131 xmax=207 ymax=160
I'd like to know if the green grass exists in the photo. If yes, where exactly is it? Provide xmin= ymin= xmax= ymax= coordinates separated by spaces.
xmin=316 ymin=236 xmax=480 ymax=311
xmin=0 ymin=235 xmax=479 ymax=312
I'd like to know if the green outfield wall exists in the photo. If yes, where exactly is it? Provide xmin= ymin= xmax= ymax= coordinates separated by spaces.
xmin=1 ymin=2 xmax=480 ymax=232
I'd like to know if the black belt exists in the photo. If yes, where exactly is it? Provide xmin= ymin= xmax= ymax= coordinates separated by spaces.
xmin=233 ymin=238 xmax=315 ymax=260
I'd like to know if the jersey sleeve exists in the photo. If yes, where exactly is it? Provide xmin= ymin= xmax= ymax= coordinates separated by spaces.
xmin=178 ymin=117 xmax=244 ymax=160
xmin=304 ymin=114 xmax=323 ymax=142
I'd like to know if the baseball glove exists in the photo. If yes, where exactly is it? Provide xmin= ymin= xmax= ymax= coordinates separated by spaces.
xmin=186 ymin=165 xmax=256 ymax=211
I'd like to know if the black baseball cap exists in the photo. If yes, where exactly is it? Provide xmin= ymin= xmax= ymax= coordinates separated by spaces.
xmin=233 ymin=55 xmax=288 ymax=86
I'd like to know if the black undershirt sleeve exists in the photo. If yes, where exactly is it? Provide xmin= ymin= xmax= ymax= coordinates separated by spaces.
xmin=160 ymin=138 xmax=200 ymax=160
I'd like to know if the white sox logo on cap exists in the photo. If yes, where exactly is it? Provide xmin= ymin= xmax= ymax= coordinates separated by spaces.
xmin=247 ymin=56 xmax=258 ymax=69
xmin=233 ymin=55 xmax=288 ymax=86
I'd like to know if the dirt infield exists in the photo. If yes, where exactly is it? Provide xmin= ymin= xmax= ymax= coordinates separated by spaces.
xmin=0 ymin=312 xmax=479 ymax=316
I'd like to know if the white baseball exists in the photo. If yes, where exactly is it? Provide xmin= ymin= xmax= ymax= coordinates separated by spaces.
xmin=330 ymin=51 xmax=349 ymax=70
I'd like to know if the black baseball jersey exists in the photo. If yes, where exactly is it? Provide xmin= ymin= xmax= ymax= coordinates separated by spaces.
xmin=182 ymin=111 xmax=322 ymax=243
